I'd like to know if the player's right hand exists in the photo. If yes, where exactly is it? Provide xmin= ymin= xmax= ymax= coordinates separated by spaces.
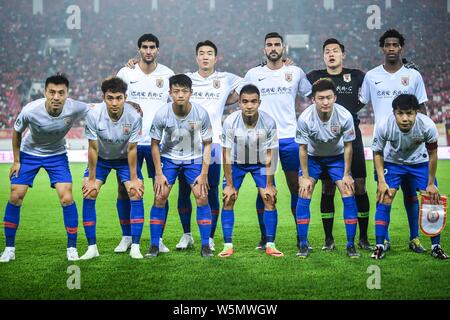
xmin=154 ymin=174 xmax=168 ymax=198
xmin=299 ymin=176 xmax=313 ymax=199
xmin=376 ymin=182 xmax=392 ymax=203
xmin=9 ymin=162 xmax=20 ymax=179
xmin=82 ymin=179 xmax=98 ymax=198
xmin=126 ymin=58 xmax=139 ymax=69
xmin=425 ymin=184 xmax=440 ymax=204
xmin=223 ymin=185 xmax=237 ymax=205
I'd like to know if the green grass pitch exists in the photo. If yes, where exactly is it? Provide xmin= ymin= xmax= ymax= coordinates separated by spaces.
xmin=0 ymin=161 xmax=449 ymax=300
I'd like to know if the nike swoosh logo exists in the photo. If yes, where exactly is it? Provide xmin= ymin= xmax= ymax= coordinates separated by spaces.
xmin=258 ymin=78 xmax=266 ymax=81
xmin=130 ymin=81 xmax=139 ymax=84
xmin=98 ymin=128 xmax=106 ymax=131
xmin=375 ymin=81 xmax=382 ymax=85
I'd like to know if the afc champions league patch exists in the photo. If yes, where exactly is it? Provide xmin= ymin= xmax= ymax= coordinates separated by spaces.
xmin=213 ymin=79 xmax=221 ymax=89
xmin=122 ymin=124 xmax=132 ymax=135
xmin=64 ymin=117 xmax=72 ymax=126
xmin=156 ymin=78 xmax=164 ymax=89
xmin=343 ymin=73 xmax=351 ymax=83
xmin=419 ymin=194 xmax=447 ymax=237
xmin=401 ymin=75 xmax=410 ymax=86
xmin=285 ymin=72 xmax=293 ymax=82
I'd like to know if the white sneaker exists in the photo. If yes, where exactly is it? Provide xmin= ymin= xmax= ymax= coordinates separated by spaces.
xmin=80 ymin=245 xmax=99 ymax=260
xmin=176 ymin=233 xmax=194 ymax=250
xmin=209 ymin=237 xmax=215 ymax=252
xmin=114 ymin=236 xmax=132 ymax=253
xmin=130 ymin=243 xmax=143 ymax=259
xmin=0 ymin=247 xmax=15 ymax=263
xmin=67 ymin=247 xmax=80 ymax=261
xmin=159 ymin=238 xmax=170 ymax=253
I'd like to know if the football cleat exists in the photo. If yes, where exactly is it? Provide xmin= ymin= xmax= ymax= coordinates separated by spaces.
xmin=346 ymin=244 xmax=360 ymax=259
xmin=255 ymin=240 xmax=267 ymax=251
xmin=371 ymin=246 xmax=385 ymax=260
xmin=159 ymin=238 xmax=170 ymax=253
xmin=145 ymin=245 xmax=159 ymax=258
xmin=296 ymin=244 xmax=310 ymax=259
xmin=384 ymin=240 xmax=391 ymax=252
xmin=129 ymin=244 xmax=143 ymax=259
xmin=80 ymin=245 xmax=99 ymax=260
xmin=218 ymin=244 xmax=234 ymax=258
xmin=201 ymin=245 xmax=213 ymax=258
xmin=67 ymin=247 xmax=80 ymax=261
xmin=265 ymin=243 xmax=284 ymax=257
xmin=176 ymin=233 xmax=194 ymax=250
xmin=431 ymin=245 xmax=449 ymax=260
xmin=409 ymin=237 xmax=426 ymax=253
xmin=114 ymin=236 xmax=132 ymax=253
xmin=0 ymin=247 xmax=15 ymax=263
xmin=209 ymin=237 xmax=215 ymax=252
xmin=358 ymin=238 xmax=373 ymax=251
xmin=322 ymin=238 xmax=336 ymax=251
xmin=307 ymin=241 xmax=313 ymax=251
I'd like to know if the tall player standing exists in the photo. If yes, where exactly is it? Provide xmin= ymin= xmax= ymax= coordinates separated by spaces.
xmin=307 ymin=39 xmax=371 ymax=251
xmin=116 ymin=34 xmax=174 ymax=254
xmin=360 ymin=29 xmax=428 ymax=253
xmin=239 ymin=32 xmax=312 ymax=250
xmin=0 ymin=74 xmax=89 ymax=262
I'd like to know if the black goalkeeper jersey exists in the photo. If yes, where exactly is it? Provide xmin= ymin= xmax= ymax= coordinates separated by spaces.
xmin=307 ymin=68 xmax=365 ymax=125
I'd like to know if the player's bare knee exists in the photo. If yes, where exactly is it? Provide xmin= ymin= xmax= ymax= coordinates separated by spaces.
xmin=60 ymin=194 xmax=74 ymax=206
xmin=195 ymin=195 xmax=208 ymax=207
xmin=9 ymin=190 xmax=25 ymax=205
xmin=223 ymin=198 xmax=236 ymax=209
xmin=84 ymin=190 xmax=98 ymax=200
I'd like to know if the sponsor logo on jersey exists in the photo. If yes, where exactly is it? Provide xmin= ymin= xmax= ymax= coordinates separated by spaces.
xmin=343 ymin=73 xmax=351 ymax=83
xmin=123 ymin=124 xmax=132 ymax=135
xmin=15 ymin=118 xmax=22 ymax=127
xmin=330 ymin=124 xmax=340 ymax=134
xmin=156 ymin=78 xmax=164 ymax=88
xmin=213 ymin=79 xmax=221 ymax=89
xmin=285 ymin=72 xmax=293 ymax=82
xmin=401 ymin=76 xmax=410 ymax=86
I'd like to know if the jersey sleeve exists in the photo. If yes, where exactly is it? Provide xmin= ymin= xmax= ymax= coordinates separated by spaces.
xmin=227 ymin=73 xmax=243 ymax=92
xmin=129 ymin=116 xmax=142 ymax=144
xmin=149 ymin=111 xmax=164 ymax=141
xmin=298 ymin=69 xmax=312 ymax=97
xmin=423 ymin=118 xmax=439 ymax=145
xmin=84 ymin=109 xmax=98 ymax=141
xmin=414 ymin=72 xmax=428 ymax=104
xmin=295 ymin=116 xmax=309 ymax=145
xmin=116 ymin=67 xmax=129 ymax=83
xmin=265 ymin=120 xmax=279 ymax=150
xmin=221 ymin=117 xmax=234 ymax=149
xmin=359 ymin=74 xmax=371 ymax=104
xmin=201 ymin=110 xmax=213 ymax=142
xmin=371 ymin=122 xmax=387 ymax=153
xmin=13 ymin=109 xmax=29 ymax=133
xmin=235 ymin=71 xmax=253 ymax=94
xmin=342 ymin=114 xmax=356 ymax=142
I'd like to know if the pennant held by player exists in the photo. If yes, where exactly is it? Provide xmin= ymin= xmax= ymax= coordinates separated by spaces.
xmin=419 ymin=194 xmax=447 ymax=237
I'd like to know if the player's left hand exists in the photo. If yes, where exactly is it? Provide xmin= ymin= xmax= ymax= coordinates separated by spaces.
xmin=128 ymin=178 xmax=144 ymax=198
xmin=342 ymin=174 xmax=355 ymax=194
xmin=299 ymin=176 xmax=314 ymax=198
xmin=9 ymin=162 xmax=20 ymax=179
xmin=426 ymin=184 xmax=440 ymax=204
xmin=126 ymin=58 xmax=139 ymax=69
xmin=194 ymin=174 xmax=210 ymax=198
xmin=283 ymin=57 xmax=295 ymax=66
xmin=82 ymin=179 xmax=98 ymax=198
xmin=263 ymin=185 xmax=277 ymax=205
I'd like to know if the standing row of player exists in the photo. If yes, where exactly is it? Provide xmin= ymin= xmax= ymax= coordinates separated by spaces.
xmin=1 ymin=28 xmax=447 ymax=262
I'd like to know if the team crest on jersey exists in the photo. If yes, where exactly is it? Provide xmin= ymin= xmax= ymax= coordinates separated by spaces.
xmin=122 ymin=124 xmax=132 ymax=135
xmin=156 ymin=78 xmax=164 ymax=88
xmin=64 ymin=117 xmax=72 ymax=126
xmin=401 ymin=76 xmax=410 ymax=86
xmin=343 ymin=73 xmax=351 ymax=83
xmin=330 ymin=124 xmax=340 ymax=134
xmin=213 ymin=79 xmax=221 ymax=89
xmin=188 ymin=120 xmax=200 ymax=130
xmin=285 ymin=72 xmax=293 ymax=82
xmin=412 ymin=135 xmax=424 ymax=145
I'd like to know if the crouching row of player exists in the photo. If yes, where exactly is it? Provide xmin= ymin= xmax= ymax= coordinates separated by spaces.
xmin=1 ymin=74 xmax=447 ymax=262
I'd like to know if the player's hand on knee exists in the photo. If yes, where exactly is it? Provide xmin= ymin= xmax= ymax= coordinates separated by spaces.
xmin=82 ymin=179 xmax=98 ymax=198
xmin=194 ymin=174 xmax=209 ymax=199
xmin=299 ymin=176 xmax=313 ymax=199
xmin=223 ymin=185 xmax=237 ymax=206
xmin=9 ymin=162 xmax=20 ymax=179
xmin=264 ymin=185 xmax=277 ymax=205
xmin=376 ymin=181 xmax=392 ymax=203
xmin=342 ymin=174 xmax=355 ymax=195
xmin=154 ymin=174 xmax=168 ymax=198
xmin=425 ymin=184 xmax=440 ymax=204
xmin=128 ymin=178 xmax=144 ymax=199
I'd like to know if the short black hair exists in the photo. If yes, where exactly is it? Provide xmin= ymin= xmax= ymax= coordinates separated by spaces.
xmin=239 ymin=84 xmax=260 ymax=98
xmin=379 ymin=29 xmax=405 ymax=47
xmin=196 ymin=40 xmax=218 ymax=56
xmin=392 ymin=94 xmax=420 ymax=111
xmin=265 ymin=32 xmax=283 ymax=43
xmin=323 ymin=38 xmax=345 ymax=52
xmin=137 ymin=33 xmax=159 ymax=48
xmin=101 ymin=76 xmax=128 ymax=95
xmin=45 ymin=73 xmax=69 ymax=90
xmin=311 ymin=78 xmax=336 ymax=97
xmin=169 ymin=74 xmax=192 ymax=90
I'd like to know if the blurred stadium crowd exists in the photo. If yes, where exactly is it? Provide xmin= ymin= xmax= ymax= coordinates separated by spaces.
xmin=0 ymin=0 xmax=448 ymax=130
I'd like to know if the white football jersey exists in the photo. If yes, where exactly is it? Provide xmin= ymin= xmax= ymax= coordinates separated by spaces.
xmin=150 ymin=102 xmax=213 ymax=161
xmin=85 ymin=102 xmax=142 ymax=160
xmin=14 ymin=98 xmax=89 ymax=156
xmin=117 ymin=63 xmax=174 ymax=145
xmin=239 ymin=65 xmax=312 ymax=139
xmin=187 ymin=71 xmax=242 ymax=144
xmin=222 ymin=110 xmax=278 ymax=164
xmin=295 ymin=103 xmax=355 ymax=157
xmin=371 ymin=113 xmax=438 ymax=165
xmin=359 ymin=65 xmax=428 ymax=124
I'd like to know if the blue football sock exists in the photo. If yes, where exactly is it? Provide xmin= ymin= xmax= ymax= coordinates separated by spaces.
xmin=401 ymin=181 xmax=419 ymax=240
xmin=150 ymin=206 xmax=165 ymax=247
xmin=177 ymin=178 xmax=192 ymax=234
xmin=342 ymin=196 xmax=358 ymax=248
xmin=3 ymin=202 xmax=21 ymax=247
xmin=82 ymin=198 xmax=96 ymax=246
xmin=375 ymin=203 xmax=391 ymax=246
xmin=130 ymin=199 xmax=144 ymax=244
xmin=116 ymin=199 xmax=131 ymax=237
xmin=221 ymin=209 xmax=234 ymax=243
xmin=256 ymin=193 xmax=266 ymax=241
xmin=209 ymin=185 xmax=220 ymax=238
xmin=62 ymin=202 xmax=78 ymax=248
xmin=196 ymin=205 xmax=212 ymax=246
xmin=263 ymin=209 xmax=278 ymax=243
xmin=296 ymin=198 xmax=311 ymax=247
